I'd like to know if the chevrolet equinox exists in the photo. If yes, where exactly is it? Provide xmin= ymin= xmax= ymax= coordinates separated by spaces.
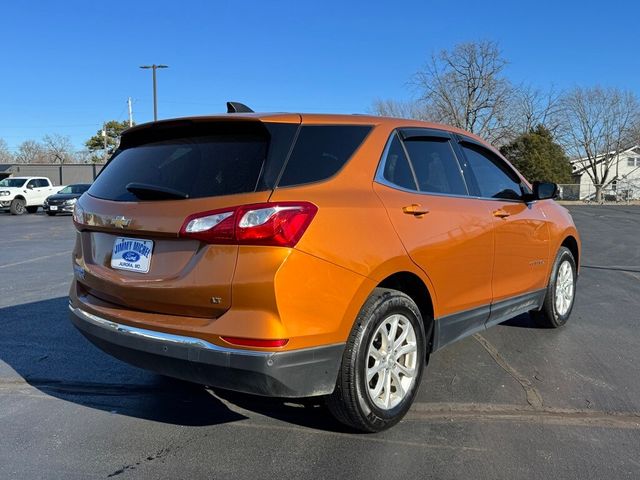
xmin=69 ymin=104 xmax=580 ymax=432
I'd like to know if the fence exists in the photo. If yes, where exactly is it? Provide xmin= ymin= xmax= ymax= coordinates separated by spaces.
xmin=0 ymin=163 xmax=106 ymax=186
xmin=557 ymin=179 xmax=640 ymax=203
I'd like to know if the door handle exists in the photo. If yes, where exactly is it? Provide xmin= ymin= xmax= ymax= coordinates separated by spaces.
xmin=402 ymin=204 xmax=429 ymax=216
xmin=493 ymin=209 xmax=510 ymax=218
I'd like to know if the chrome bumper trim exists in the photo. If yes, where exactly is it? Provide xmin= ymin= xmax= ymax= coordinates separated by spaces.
xmin=68 ymin=304 xmax=270 ymax=357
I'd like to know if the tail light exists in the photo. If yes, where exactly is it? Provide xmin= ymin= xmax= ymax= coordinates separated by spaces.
xmin=72 ymin=203 xmax=85 ymax=227
xmin=179 ymin=202 xmax=317 ymax=247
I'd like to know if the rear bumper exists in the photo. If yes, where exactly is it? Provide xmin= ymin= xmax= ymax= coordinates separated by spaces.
xmin=68 ymin=304 xmax=344 ymax=398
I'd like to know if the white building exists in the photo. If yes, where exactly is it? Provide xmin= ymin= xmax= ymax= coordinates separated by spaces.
xmin=567 ymin=146 xmax=640 ymax=201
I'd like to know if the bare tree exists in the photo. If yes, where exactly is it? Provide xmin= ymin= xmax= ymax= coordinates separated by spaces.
xmin=413 ymin=40 xmax=514 ymax=143
xmin=370 ymin=98 xmax=427 ymax=120
xmin=0 ymin=138 xmax=13 ymax=163
xmin=42 ymin=134 xmax=74 ymax=164
xmin=557 ymin=86 xmax=640 ymax=202
xmin=15 ymin=140 xmax=47 ymax=164
xmin=508 ymin=85 xmax=561 ymax=138
xmin=72 ymin=149 xmax=103 ymax=164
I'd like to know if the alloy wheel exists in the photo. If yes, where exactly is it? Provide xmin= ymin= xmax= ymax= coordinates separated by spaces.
xmin=365 ymin=314 xmax=418 ymax=410
xmin=555 ymin=260 xmax=574 ymax=316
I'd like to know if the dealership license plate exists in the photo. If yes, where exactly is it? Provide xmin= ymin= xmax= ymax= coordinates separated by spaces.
xmin=111 ymin=237 xmax=154 ymax=273
xmin=49 ymin=206 xmax=58 ymax=211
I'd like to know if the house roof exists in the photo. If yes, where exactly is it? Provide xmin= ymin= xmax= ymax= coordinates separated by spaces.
xmin=571 ymin=145 xmax=640 ymax=174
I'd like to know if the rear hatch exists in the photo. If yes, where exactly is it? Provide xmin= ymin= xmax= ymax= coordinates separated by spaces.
xmin=73 ymin=117 xmax=300 ymax=318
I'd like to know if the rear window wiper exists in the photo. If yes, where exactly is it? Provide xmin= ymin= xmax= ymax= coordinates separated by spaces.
xmin=125 ymin=182 xmax=189 ymax=200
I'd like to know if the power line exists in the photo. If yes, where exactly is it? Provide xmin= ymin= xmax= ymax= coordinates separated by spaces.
xmin=0 ymin=123 xmax=100 ymax=129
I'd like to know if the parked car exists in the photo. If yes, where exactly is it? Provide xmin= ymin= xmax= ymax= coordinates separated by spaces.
xmin=44 ymin=183 xmax=91 ymax=216
xmin=0 ymin=176 xmax=58 ymax=215
xmin=68 ymin=107 xmax=581 ymax=432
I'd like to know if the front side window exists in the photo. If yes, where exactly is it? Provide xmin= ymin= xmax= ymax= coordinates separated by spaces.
xmin=403 ymin=138 xmax=467 ymax=196
xmin=459 ymin=143 xmax=523 ymax=200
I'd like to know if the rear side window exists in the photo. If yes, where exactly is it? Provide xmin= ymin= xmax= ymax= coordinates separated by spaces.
xmin=88 ymin=122 xmax=297 ymax=202
xmin=403 ymin=138 xmax=467 ymax=196
xmin=277 ymin=125 xmax=371 ymax=187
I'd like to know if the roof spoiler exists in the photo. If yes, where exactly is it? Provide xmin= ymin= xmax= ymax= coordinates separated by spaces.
xmin=227 ymin=102 xmax=254 ymax=113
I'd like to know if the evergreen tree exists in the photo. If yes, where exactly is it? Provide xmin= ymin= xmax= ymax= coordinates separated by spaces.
xmin=500 ymin=125 xmax=572 ymax=183
xmin=85 ymin=120 xmax=132 ymax=154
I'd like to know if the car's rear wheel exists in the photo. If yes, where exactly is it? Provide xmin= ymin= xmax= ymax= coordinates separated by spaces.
xmin=9 ymin=198 xmax=26 ymax=215
xmin=326 ymin=288 xmax=426 ymax=432
xmin=531 ymin=246 xmax=577 ymax=328
xmin=26 ymin=206 xmax=38 ymax=214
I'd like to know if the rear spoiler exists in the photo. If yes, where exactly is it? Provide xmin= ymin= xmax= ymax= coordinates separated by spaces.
xmin=119 ymin=117 xmax=266 ymax=150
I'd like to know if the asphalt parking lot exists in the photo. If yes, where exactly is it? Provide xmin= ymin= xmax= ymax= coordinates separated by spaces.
xmin=1 ymin=206 xmax=639 ymax=479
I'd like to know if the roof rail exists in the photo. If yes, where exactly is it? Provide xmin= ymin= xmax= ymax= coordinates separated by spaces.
xmin=227 ymin=102 xmax=254 ymax=113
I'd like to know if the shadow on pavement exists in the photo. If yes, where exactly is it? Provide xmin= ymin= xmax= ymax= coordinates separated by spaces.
xmin=500 ymin=312 xmax=541 ymax=329
xmin=1 ymin=296 xmax=546 ymax=432
xmin=0 ymin=296 xmax=345 ymax=431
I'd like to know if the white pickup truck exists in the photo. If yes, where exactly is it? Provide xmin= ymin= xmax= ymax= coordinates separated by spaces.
xmin=0 ymin=177 xmax=59 ymax=215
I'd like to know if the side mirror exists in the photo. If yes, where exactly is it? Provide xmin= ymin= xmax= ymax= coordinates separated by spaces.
xmin=26 ymin=184 xmax=34 ymax=189
xmin=533 ymin=181 xmax=558 ymax=200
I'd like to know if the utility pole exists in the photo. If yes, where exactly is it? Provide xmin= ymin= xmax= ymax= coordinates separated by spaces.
xmin=139 ymin=64 xmax=168 ymax=121
xmin=127 ymin=97 xmax=133 ymax=127
xmin=102 ymin=123 xmax=108 ymax=161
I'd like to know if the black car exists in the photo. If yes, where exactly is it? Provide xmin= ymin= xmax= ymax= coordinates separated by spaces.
xmin=44 ymin=183 xmax=91 ymax=216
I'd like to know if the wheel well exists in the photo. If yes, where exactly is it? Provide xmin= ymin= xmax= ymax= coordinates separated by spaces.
xmin=561 ymin=236 xmax=579 ymax=266
xmin=13 ymin=195 xmax=26 ymax=201
xmin=377 ymin=272 xmax=435 ymax=355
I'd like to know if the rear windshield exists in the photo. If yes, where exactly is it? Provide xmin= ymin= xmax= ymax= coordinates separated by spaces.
xmin=88 ymin=121 xmax=371 ymax=201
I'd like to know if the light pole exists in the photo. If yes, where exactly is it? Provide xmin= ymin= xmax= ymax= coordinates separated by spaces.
xmin=139 ymin=64 xmax=168 ymax=121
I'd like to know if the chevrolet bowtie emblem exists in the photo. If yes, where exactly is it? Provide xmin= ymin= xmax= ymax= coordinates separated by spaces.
xmin=111 ymin=216 xmax=131 ymax=229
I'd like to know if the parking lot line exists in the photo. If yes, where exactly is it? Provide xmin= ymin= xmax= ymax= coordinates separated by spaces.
xmin=0 ymin=251 xmax=71 ymax=270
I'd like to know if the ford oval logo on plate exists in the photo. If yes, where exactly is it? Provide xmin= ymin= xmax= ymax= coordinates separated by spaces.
xmin=111 ymin=237 xmax=154 ymax=273
xmin=122 ymin=251 xmax=140 ymax=263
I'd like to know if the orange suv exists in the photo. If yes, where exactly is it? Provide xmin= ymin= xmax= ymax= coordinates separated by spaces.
xmin=69 ymin=104 xmax=580 ymax=432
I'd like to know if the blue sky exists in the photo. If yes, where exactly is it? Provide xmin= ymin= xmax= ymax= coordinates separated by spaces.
xmin=1 ymin=0 xmax=638 ymax=151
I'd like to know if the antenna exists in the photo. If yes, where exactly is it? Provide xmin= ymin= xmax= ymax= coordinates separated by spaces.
xmin=227 ymin=102 xmax=254 ymax=113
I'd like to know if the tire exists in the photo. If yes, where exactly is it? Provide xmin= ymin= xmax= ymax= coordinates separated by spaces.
xmin=9 ymin=198 xmax=26 ymax=215
xmin=46 ymin=211 xmax=57 ymax=216
xmin=26 ymin=206 xmax=38 ymax=214
xmin=326 ymin=288 xmax=427 ymax=432
xmin=531 ymin=246 xmax=577 ymax=328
